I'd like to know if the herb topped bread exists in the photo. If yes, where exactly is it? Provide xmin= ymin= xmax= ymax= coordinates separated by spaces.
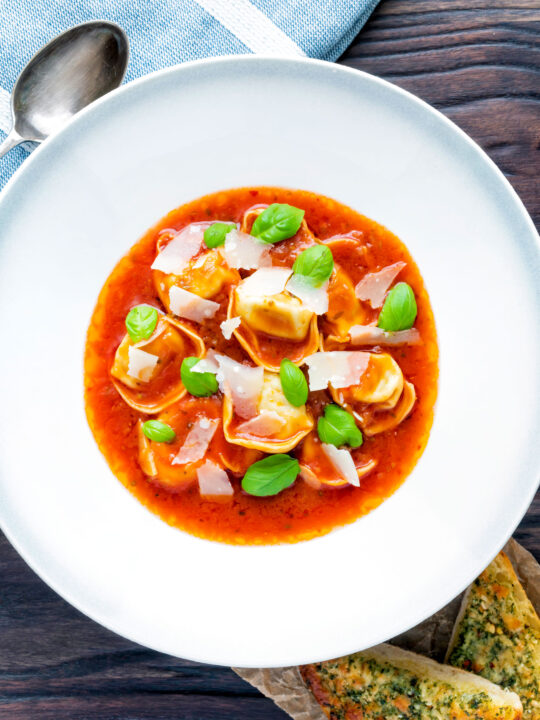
xmin=301 ymin=643 xmax=522 ymax=719
xmin=447 ymin=552 xmax=540 ymax=720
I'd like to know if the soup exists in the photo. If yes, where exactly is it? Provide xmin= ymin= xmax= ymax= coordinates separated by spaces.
xmin=85 ymin=187 xmax=438 ymax=544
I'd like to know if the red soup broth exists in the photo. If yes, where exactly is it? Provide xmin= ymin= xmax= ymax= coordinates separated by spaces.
xmin=84 ymin=187 xmax=438 ymax=545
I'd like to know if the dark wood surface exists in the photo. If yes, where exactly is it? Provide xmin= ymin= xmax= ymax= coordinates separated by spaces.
xmin=0 ymin=1 xmax=538 ymax=717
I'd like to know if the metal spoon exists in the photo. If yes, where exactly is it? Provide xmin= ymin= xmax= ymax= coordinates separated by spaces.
xmin=0 ymin=21 xmax=129 ymax=159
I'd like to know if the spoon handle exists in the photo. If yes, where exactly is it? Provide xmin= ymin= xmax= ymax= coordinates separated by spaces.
xmin=0 ymin=129 xmax=24 ymax=160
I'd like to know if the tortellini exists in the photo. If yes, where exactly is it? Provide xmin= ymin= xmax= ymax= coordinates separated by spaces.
xmin=228 ymin=280 xmax=320 ymax=372
xmin=111 ymin=315 xmax=205 ymax=413
xmin=330 ymin=352 xmax=416 ymax=435
xmin=155 ymin=248 xmax=240 ymax=312
xmin=223 ymin=371 xmax=314 ymax=453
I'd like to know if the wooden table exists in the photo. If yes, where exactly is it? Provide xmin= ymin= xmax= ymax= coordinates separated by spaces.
xmin=0 ymin=2 xmax=538 ymax=717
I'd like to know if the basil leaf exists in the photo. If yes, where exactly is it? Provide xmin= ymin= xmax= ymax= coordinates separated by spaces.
xmin=317 ymin=404 xmax=363 ymax=448
xmin=181 ymin=357 xmax=219 ymax=397
xmin=279 ymin=358 xmax=308 ymax=407
xmin=125 ymin=305 xmax=158 ymax=343
xmin=242 ymin=454 xmax=299 ymax=497
xmin=250 ymin=203 xmax=305 ymax=244
xmin=292 ymin=245 xmax=334 ymax=287
xmin=204 ymin=222 xmax=236 ymax=249
xmin=142 ymin=420 xmax=176 ymax=443
xmin=378 ymin=282 xmax=417 ymax=332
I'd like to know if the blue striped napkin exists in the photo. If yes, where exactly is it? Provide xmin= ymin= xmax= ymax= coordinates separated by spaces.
xmin=0 ymin=0 xmax=379 ymax=189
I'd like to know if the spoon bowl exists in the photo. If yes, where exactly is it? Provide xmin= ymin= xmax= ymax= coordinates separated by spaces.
xmin=0 ymin=21 xmax=128 ymax=156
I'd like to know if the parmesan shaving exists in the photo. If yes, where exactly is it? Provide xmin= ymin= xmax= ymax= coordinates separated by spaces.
xmin=321 ymin=444 xmax=360 ymax=487
xmin=172 ymin=417 xmax=219 ymax=465
xmin=299 ymin=465 xmax=321 ymax=490
xmin=151 ymin=224 xmax=205 ymax=275
xmin=222 ymin=229 xmax=271 ymax=270
xmin=303 ymin=351 xmax=370 ymax=391
xmin=168 ymin=286 xmax=219 ymax=323
xmin=355 ymin=261 xmax=406 ymax=308
xmin=191 ymin=353 xmax=220 ymax=374
xmin=349 ymin=325 xmax=421 ymax=346
xmin=220 ymin=316 xmax=241 ymax=340
xmin=237 ymin=267 xmax=292 ymax=298
xmin=236 ymin=411 xmax=286 ymax=438
xmin=286 ymin=274 xmax=329 ymax=314
xmin=191 ymin=254 xmax=207 ymax=269
xmin=215 ymin=354 xmax=263 ymax=419
xmin=133 ymin=311 xmax=164 ymax=349
xmin=126 ymin=346 xmax=159 ymax=382
xmin=197 ymin=461 xmax=234 ymax=497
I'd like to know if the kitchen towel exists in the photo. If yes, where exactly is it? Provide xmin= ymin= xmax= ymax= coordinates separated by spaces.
xmin=0 ymin=0 xmax=379 ymax=189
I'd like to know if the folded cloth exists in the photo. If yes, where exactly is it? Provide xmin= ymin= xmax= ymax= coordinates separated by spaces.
xmin=0 ymin=0 xmax=379 ymax=189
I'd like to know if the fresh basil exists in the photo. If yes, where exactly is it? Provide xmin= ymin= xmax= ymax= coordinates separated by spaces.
xmin=242 ymin=454 xmax=300 ymax=497
xmin=279 ymin=358 xmax=308 ymax=407
xmin=125 ymin=305 xmax=158 ymax=343
xmin=317 ymin=404 xmax=363 ymax=448
xmin=250 ymin=203 xmax=305 ymax=244
xmin=181 ymin=357 xmax=219 ymax=397
xmin=204 ymin=222 xmax=236 ymax=249
xmin=292 ymin=245 xmax=334 ymax=287
xmin=142 ymin=420 xmax=176 ymax=443
xmin=378 ymin=282 xmax=417 ymax=332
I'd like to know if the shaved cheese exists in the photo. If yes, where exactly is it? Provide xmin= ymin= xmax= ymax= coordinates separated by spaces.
xmin=303 ymin=351 xmax=370 ymax=391
xmin=286 ymin=274 xmax=329 ymax=314
xmin=355 ymin=261 xmax=406 ymax=308
xmin=197 ymin=460 xmax=234 ymax=497
xmin=215 ymin=354 xmax=263 ymax=419
xmin=220 ymin=316 xmax=241 ymax=340
xmin=349 ymin=325 xmax=421 ymax=346
xmin=236 ymin=410 xmax=286 ymax=437
xmin=133 ymin=311 xmax=164 ymax=349
xmin=222 ymin=229 xmax=271 ymax=270
xmin=127 ymin=346 xmax=159 ymax=382
xmin=238 ymin=267 xmax=292 ymax=297
xmin=191 ymin=353 xmax=220 ymax=374
xmin=151 ymin=224 xmax=205 ymax=274
xmin=172 ymin=417 xmax=219 ymax=465
xmin=321 ymin=444 xmax=360 ymax=487
xmin=169 ymin=286 xmax=219 ymax=322
xmin=191 ymin=254 xmax=207 ymax=269
xmin=299 ymin=465 xmax=321 ymax=490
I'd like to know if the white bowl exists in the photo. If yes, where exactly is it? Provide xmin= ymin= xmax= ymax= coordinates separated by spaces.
xmin=0 ymin=57 xmax=538 ymax=668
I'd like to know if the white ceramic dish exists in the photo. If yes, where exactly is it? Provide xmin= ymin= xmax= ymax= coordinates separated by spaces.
xmin=0 ymin=56 xmax=538 ymax=668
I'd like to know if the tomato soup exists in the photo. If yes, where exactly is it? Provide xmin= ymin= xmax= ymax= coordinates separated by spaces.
xmin=84 ymin=187 xmax=438 ymax=544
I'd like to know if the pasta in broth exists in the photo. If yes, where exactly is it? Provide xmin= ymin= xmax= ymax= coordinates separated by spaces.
xmin=84 ymin=187 xmax=438 ymax=544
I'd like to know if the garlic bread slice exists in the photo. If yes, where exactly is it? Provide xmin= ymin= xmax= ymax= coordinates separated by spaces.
xmin=301 ymin=643 xmax=522 ymax=719
xmin=447 ymin=551 xmax=539 ymax=720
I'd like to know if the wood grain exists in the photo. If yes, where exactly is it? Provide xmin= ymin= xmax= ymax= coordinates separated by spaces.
xmin=0 ymin=2 xmax=537 ymax=717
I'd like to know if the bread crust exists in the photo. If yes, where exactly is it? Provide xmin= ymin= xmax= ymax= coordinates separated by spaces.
xmin=301 ymin=642 xmax=522 ymax=720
